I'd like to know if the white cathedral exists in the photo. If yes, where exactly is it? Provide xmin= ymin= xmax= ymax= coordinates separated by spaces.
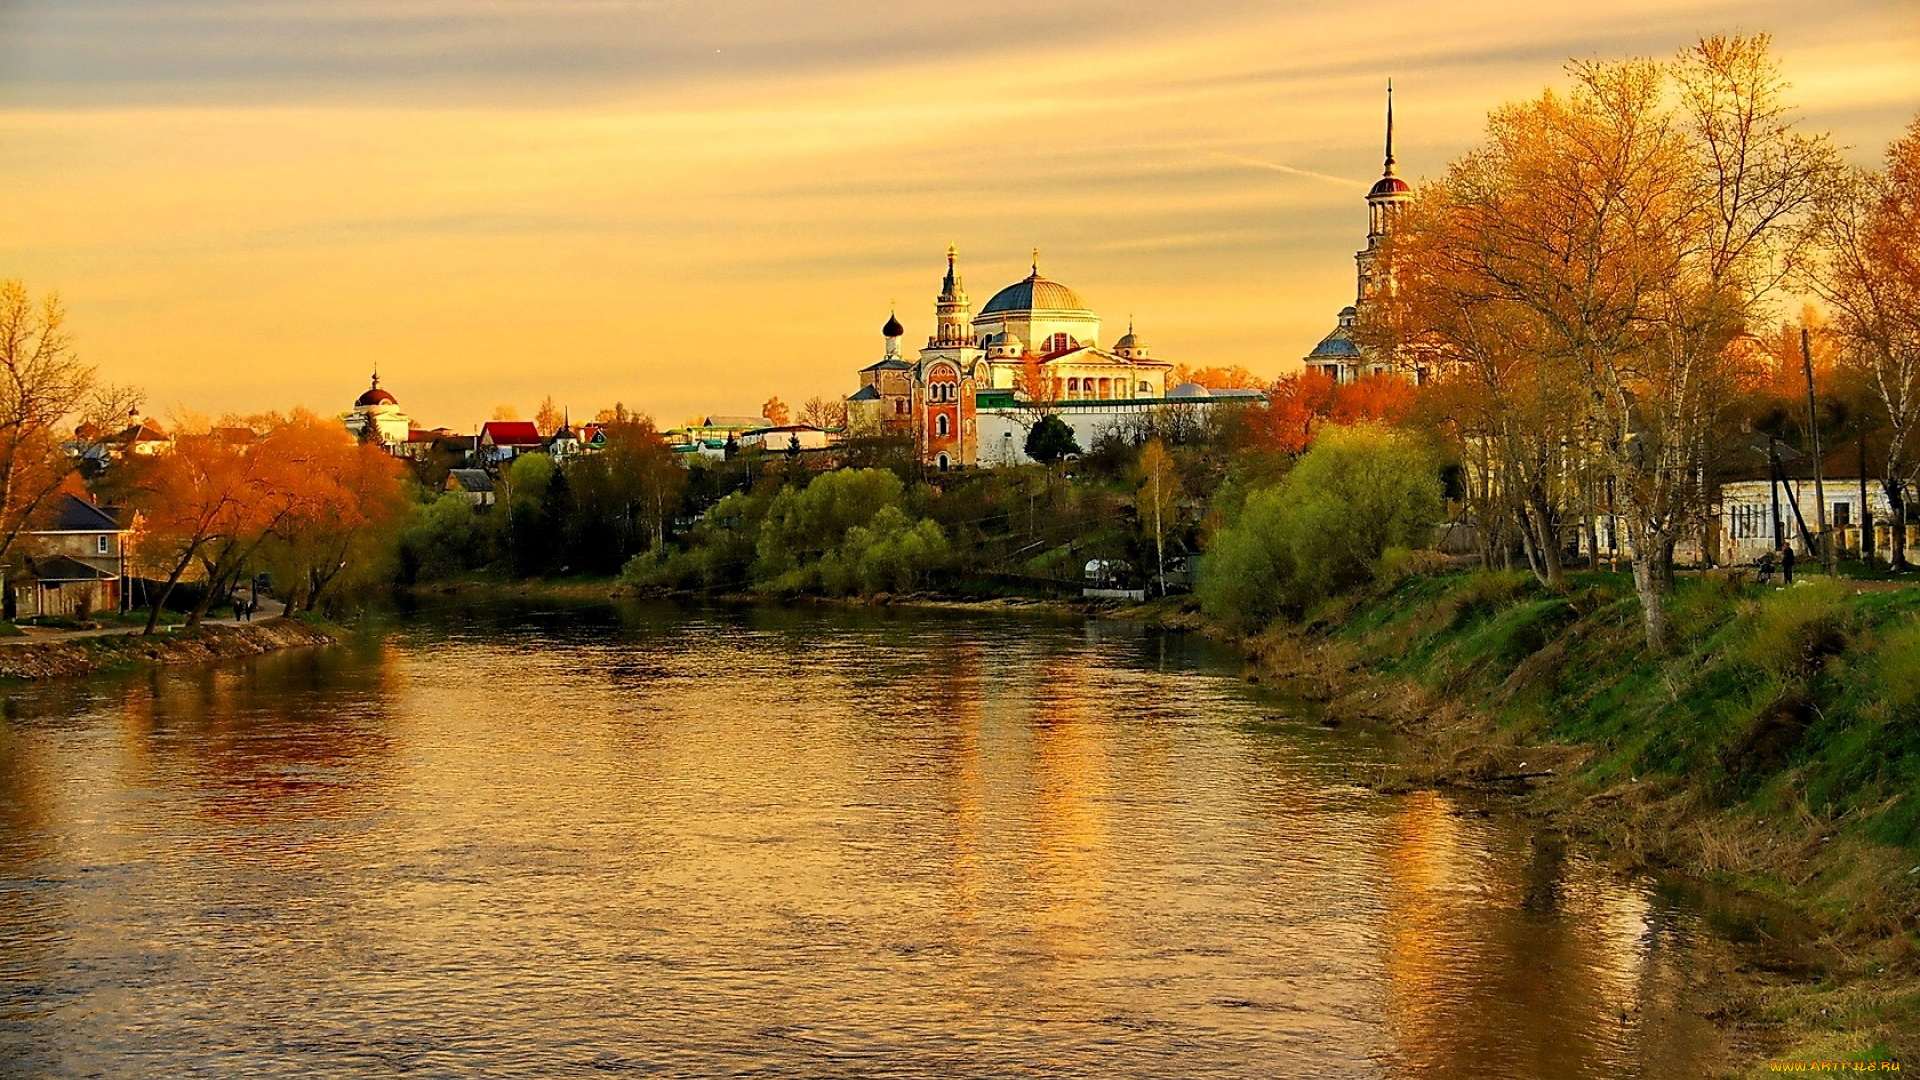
xmin=850 ymin=89 xmax=1414 ymax=467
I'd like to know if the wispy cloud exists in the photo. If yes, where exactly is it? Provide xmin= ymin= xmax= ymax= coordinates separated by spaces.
xmin=0 ymin=0 xmax=1913 ymax=423
xmin=1209 ymin=153 xmax=1356 ymax=187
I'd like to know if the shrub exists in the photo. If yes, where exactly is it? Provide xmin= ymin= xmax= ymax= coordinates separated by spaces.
xmin=755 ymin=468 xmax=906 ymax=578
xmin=1197 ymin=424 xmax=1443 ymax=630
xmin=398 ymin=493 xmax=497 ymax=582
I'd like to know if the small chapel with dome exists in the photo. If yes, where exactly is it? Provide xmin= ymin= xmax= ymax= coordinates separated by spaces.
xmin=342 ymin=372 xmax=413 ymax=446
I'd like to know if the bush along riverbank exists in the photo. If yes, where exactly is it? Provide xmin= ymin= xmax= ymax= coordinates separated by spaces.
xmin=0 ymin=618 xmax=341 ymax=682
xmin=1230 ymin=568 xmax=1920 ymax=1071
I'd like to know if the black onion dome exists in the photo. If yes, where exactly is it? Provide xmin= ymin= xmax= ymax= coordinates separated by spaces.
xmin=882 ymin=312 xmax=904 ymax=337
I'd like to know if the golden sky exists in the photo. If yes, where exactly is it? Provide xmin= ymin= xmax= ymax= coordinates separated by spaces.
xmin=1 ymin=0 xmax=1916 ymax=429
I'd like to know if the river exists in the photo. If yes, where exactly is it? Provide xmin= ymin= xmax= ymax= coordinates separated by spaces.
xmin=0 ymin=600 xmax=1768 ymax=1077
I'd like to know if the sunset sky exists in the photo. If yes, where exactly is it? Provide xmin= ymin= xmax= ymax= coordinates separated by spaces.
xmin=2 ymin=0 xmax=1916 ymax=429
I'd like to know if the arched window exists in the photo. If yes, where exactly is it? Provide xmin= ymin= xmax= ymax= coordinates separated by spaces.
xmin=937 ymin=453 xmax=950 ymax=471
xmin=1138 ymin=380 xmax=1150 ymax=394
xmin=936 ymin=414 xmax=950 ymax=437
xmin=1046 ymin=332 xmax=1071 ymax=353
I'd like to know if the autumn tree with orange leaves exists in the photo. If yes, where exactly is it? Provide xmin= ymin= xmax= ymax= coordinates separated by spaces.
xmin=1170 ymin=364 xmax=1267 ymax=391
xmin=255 ymin=416 xmax=411 ymax=614
xmin=1808 ymin=113 xmax=1920 ymax=570
xmin=1237 ymin=371 xmax=1415 ymax=457
xmin=1370 ymin=35 xmax=1836 ymax=648
xmin=135 ymin=413 xmax=409 ymax=630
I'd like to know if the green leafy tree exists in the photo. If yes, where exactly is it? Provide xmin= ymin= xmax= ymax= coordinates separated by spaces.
xmin=1199 ymin=425 xmax=1442 ymax=629
xmin=1025 ymin=415 xmax=1080 ymax=465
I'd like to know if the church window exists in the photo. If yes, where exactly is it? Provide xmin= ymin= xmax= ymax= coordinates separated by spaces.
xmin=1045 ymin=333 xmax=1071 ymax=353
xmin=1138 ymin=380 xmax=1150 ymax=394
xmin=1066 ymin=378 xmax=1079 ymax=398
xmin=1098 ymin=378 xmax=1111 ymax=399
xmin=936 ymin=414 xmax=950 ymax=437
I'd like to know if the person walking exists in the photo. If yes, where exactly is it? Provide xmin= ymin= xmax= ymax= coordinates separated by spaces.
xmin=1782 ymin=544 xmax=1797 ymax=585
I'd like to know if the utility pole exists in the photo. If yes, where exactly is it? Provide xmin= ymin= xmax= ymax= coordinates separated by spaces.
xmin=1802 ymin=328 xmax=1832 ymax=573
xmin=1769 ymin=437 xmax=1786 ymax=556
xmin=1860 ymin=434 xmax=1875 ymax=568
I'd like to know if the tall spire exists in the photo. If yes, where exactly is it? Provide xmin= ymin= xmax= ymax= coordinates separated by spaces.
xmin=1383 ymin=79 xmax=1396 ymax=177
xmin=933 ymin=244 xmax=975 ymax=347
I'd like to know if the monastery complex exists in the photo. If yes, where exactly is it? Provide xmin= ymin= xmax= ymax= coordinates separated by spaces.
xmin=849 ymin=90 xmax=1410 ymax=468
xmin=332 ymin=92 xmax=1413 ymax=471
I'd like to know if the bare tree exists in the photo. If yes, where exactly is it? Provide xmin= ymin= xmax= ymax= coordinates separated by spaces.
xmin=0 ymin=281 xmax=138 ymax=567
xmin=798 ymin=396 xmax=847 ymax=430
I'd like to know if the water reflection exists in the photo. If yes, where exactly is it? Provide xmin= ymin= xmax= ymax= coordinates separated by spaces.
xmin=0 ymin=600 xmax=1747 ymax=1078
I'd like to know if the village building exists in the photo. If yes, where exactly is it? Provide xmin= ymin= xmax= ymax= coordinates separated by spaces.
xmin=119 ymin=410 xmax=174 ymax=456
xmin=739 ymin=424 xmax=833 ymax=452
xmin=71 ymin=409 xmax=172 ymax=464
xmin=1713 ymin=476 xmax=1918 ymax=567
xmin=9 ymin=494 xmax=131 ymax=619
xmin=445 ymin=469 xmax=497 ymax=506
xmin=478 ymin=420 xmax=546 ymax=463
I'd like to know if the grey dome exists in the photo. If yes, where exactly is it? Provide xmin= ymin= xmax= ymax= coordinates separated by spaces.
xmin=1168 ymin=382 xmax=1212 ymax=399
xmin=980 ymin=273 xmax=1090 ymax=316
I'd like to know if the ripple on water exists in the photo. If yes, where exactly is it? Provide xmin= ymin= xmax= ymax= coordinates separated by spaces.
xmin=0 ymin=601 xmax=1736 ymax=1078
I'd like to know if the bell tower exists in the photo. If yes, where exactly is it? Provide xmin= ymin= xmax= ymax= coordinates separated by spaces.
xmin=931 ymin=244 xmax=978 ymax=348
xmin=1357 ymin=82 xmax=1412 ymax=308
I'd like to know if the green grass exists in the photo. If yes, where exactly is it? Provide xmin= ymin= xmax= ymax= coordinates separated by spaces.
xmin=1299 ymin=568 xmax=1920 ymax=1070
xmin=1325 ymin=569 xmax=1920 ymax=868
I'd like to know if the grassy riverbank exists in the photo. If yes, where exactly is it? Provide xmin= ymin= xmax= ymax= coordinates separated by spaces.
xmin=0 ymin=617 xmax=341 ymax=681
xmin=1217 ymin=569 xmax=1920 ymax=1072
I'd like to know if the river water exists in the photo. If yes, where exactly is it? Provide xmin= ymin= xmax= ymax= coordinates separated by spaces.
xmin=0 ymin=601 xmax=1761 ymax=1078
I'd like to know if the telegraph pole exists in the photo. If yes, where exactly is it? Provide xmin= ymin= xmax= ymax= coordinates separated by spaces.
xmin=1802 ymin=328 xmax=1832 ymax=573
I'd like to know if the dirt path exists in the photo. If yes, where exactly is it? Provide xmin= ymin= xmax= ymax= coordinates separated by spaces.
xmin=1 ymin=597 xmax=291 ymax=645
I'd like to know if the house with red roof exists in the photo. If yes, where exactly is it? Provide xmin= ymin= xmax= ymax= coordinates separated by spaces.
xmin=478 ymin=421 xmax=546 ymax=463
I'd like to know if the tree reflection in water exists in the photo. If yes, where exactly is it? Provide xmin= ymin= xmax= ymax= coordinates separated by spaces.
xmin=0 ymin=601 xmax=1742 ymax=1078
